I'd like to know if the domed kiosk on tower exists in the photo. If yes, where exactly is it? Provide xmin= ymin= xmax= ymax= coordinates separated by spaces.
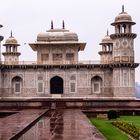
xmin=111 ymin=5 xmax=136 ymax=34
xmin=110 ymin=5 xmax=137 ymax=63
xmin=2 ymin=32 xmax=20 ymax=64
xmin=112 ymin=7 xmax=135 ymax=25
xmin=29 ymin=21 xmax=86 ymax=64
xmin=4 ymin=35 xmax=19 ymax=45
xmin=98 ymin=30 xmax=113 ymax=64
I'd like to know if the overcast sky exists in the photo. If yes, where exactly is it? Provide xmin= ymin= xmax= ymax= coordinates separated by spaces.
xmin=0 ymin=0 xmax=140 ymax=82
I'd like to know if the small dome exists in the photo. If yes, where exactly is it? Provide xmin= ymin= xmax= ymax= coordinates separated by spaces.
xmin=111 ymin=7 xmax=135 ymax=25
xmin=4 ymin=33 xmax=19 ymax=46
xmin=115 ymin=12 xmax=132 ymax=22
xmin=37 ymin=28 xmax=78 ymax=42
xmin=5 ymin=36 xmax=18 ymax=44
xmin=100 ymin=35 xmax=113 ymax=45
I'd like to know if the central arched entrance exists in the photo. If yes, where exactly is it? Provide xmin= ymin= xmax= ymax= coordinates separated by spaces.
xmin=50 ymin=76 xmax=63 ymax=94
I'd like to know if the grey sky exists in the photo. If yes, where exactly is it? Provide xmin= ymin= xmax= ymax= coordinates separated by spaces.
xmin=0 ymin=0 xmax=140 ymax=82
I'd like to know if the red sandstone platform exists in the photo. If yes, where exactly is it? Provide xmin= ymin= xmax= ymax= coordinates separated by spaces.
xmin=0 ymin=109 xmax=47 ymax=140
xmin=0 ymin=109 xmax=106 ymax=140
xmin=17 ymin=109 xmax=106 ymax=140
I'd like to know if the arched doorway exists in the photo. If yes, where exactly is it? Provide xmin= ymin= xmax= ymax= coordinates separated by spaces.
xmin=50 ymin=76 xmax=63 ymax=94
xmin=12 ymin=76 xmax=23 ymax=94
xmin=91 ymin=76 xmax=102 ymax=94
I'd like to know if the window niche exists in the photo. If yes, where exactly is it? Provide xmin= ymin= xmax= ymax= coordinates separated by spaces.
xmin=66 ymin=53 xmax=74 ymax=61
xmin=41 ymin=54 xmax=49 ymax=61
xmin=38 ymin=82 xmax=44 ymax=93
xmin=53 ymin=54 xmax=63 ymax=61
xmin=91 ymin=76 xmax=102 ymax=94
xmin=70 ymin=75 xmax=76 ymax=93
xmin=37 ymin=74 xmax=44 ymax=93
xmin=93 ymin=82 xmax=100 ymax=93
xmin=15 ymin=82 xmax=20 ymax=93
xmin=12 ymin=76 xmax=23 ymax=94
xmin=70 ymin=83 xmax=76 ymax=93
xmin=123 ymin=72 xmax=129 ymax=87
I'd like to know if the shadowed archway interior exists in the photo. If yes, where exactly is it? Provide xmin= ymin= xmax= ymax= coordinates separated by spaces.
xmin=50 ymin=76 xmax=63 ymax=94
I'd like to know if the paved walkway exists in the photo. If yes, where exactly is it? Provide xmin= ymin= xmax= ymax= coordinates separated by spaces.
xmin=0 ymin=109 xmax=106 ymax=140
xmin=0 ymin=109 xmax=47 ymax=140
xmin=18 ymin=109 xmax=106 ymax=140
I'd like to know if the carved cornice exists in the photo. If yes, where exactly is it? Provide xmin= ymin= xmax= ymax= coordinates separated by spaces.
xmin=110 ymin=33 xmax=137 ymax=39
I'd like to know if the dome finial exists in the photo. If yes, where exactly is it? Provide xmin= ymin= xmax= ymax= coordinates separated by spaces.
xmin=62 ymin=20 xmax=65 ymax=29
xmin=122 ymin=5 xmax=124 ymax=13
xmin=51 ymin=20 xmax=54 ymax=29
xmin=10 ymin=30 xmax=13 ymax=37
xmin=107 ymin=29 xmax=109 ymax=36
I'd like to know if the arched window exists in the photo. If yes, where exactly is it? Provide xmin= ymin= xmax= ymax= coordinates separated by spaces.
xmin=122 ymin=24 xmax=126 ymax=33
xmin=117 ymin=25 xmax=121 ymax=33
xmin=128 ymin=25 xmax=131 ymax=33
xmin=12 ymin=76 xmax=23 ymax=94
xmin=91 ymin=76 xmax=102 ymax=94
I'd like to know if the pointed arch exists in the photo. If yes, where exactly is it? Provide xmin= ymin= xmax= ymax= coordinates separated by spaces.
xmin=11 ymin=76 xmax=23 ymax=94
xmin=117 ymin=25 xmax=121 ymax=33
xmin=122 ymin=24 xmax=126 ymax=33
xmin=91 ymin=76 xmax=102 ymax=94
xmin=50 ymin=76 xmax=63 ymax=94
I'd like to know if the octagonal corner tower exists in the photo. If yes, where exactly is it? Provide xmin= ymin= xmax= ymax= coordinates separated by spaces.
xmin=29 ymin=23 xmax=86 ymax=64
xmin=110 ymin=6 xmax=139 ymax=97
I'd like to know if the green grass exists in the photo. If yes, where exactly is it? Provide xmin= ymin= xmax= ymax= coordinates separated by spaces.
xmin=90 ymin=117 xmax=130 ymax=140
xmin=118 ymin=116 xmax=140 ymax=128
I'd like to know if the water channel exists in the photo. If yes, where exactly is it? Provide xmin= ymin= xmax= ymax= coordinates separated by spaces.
xmin=16 ymin=109 xmax=97 ymax=140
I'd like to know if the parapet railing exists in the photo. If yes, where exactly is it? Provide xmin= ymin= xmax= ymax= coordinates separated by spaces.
xmin=0 ymin=60 xmax=137 ymax=66
xmin=0 ymin=60 xmax=108 ymax=65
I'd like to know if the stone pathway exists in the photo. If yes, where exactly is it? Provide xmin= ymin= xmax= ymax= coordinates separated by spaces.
xmin=0 ymin=109 xmax=106 ymax=140
xmin=17 ymin=109 xmax=106 ymax=140
xmin=0 ymin=109 xmax=47 ymax=140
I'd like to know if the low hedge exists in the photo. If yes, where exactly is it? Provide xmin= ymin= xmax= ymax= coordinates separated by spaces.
xmin=112 ymin=120 xmax=140 ymax=139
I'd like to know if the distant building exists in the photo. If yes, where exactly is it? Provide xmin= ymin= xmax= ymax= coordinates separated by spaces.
xmin=0 ymin=7 xmax=139 ymax=98
xmin=135 ymin=82 xmax=140 ymax=97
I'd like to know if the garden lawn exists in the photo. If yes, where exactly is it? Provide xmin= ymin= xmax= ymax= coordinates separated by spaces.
xmin=118 ymin=116 xmax=140 ymax=128
xmin=90 ymin=117 xmax=130 ymax=140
